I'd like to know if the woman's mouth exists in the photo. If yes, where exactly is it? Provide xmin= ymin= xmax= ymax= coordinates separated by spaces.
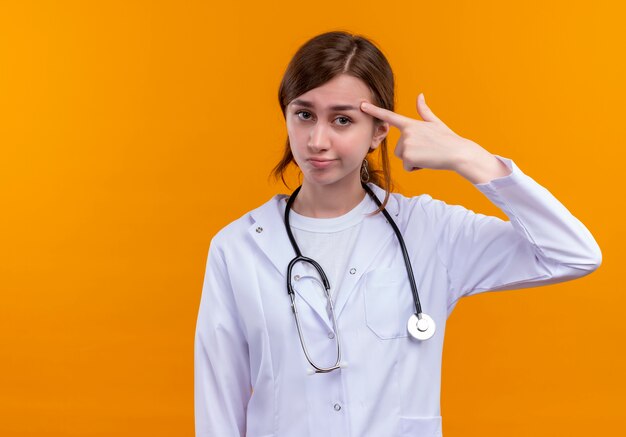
xmin=308 ymin=158 xmax=336 ymax=169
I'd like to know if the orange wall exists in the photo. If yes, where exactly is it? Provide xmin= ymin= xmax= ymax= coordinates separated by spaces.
xmin=1 ymin=1 xmax=624 ymax=435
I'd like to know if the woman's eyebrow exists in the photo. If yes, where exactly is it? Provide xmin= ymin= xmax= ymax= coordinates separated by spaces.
xmin=290 ymin=99 xmax=359 ymax=111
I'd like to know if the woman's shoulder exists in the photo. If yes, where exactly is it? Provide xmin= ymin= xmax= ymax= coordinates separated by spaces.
xmin=369 ymin=183 xmax=446 ymax=214
xmin=210 ymin=193 xmax=289 ymax=247
xmin=373 ymin=184 xmax=469 ymax=227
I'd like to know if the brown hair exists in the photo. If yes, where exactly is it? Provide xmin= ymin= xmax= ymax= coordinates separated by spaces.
xmin=271 ymin=30 xmax=395 ymax=211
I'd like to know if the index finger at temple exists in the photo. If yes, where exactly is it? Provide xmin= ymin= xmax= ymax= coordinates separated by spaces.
xmin=360 ymin=102 xmax=409 ymax=128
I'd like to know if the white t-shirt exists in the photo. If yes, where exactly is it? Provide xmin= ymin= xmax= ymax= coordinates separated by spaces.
xmin=287 ymin=193 xmax=372 ymax=303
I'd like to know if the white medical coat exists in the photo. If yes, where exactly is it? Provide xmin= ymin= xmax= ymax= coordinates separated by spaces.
xmin=194 ymin=156 xmax=601 ymax=437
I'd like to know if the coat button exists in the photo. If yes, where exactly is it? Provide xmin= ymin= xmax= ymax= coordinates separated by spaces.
xmin=293 ymin=275 xmax=300 ymax=281
xmin=349 ymin=268 xmax=356 ymax=275
xmin=333 ymin=403 xmax=342 ymax=411
xmin=328 ymin=332 xmax=335 ymax=339
xmin=255 ymin=227 xmax=263 ymax=233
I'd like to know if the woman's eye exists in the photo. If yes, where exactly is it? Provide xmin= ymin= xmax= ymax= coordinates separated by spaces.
xmin=294 ymin=110 xmax=351 ymax=127
xmin=335 ymin=116 xmax=352 ymax=126
xmin=295 ymin=110 xmax=312 ymax=120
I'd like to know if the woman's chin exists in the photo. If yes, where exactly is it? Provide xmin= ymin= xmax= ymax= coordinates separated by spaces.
xmin=302 ymin=174 xmax=358 ymax=189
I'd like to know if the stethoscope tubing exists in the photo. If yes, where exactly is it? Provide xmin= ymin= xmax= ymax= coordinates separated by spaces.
xmin=361 ymin=183 xmax=424 ymax=317
xmin=283 ymin=183 xmax=434 ymax=374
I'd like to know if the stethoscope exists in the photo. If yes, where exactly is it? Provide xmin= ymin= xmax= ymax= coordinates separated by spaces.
xmin=284 ymin=183 xmax=436 ymax=374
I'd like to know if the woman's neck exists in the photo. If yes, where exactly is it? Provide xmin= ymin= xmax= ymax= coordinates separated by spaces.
xmin=291 ymin=178 xmax=366 ymax=218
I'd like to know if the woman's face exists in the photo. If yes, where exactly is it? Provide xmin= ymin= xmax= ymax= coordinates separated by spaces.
xmin=285 ymin=74 xmax=388 ymax=189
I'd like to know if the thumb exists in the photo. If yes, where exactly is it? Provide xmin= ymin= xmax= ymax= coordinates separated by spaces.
xmin=416 ymin=93 xmax=442 ymax=124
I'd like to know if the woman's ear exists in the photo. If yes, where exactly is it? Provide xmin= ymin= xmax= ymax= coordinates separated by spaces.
xmin=370 ymin=121 xmax=389 ymax=151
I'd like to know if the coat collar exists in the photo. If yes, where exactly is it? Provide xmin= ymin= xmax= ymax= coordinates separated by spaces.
xmin=247 ymin=184 xmax=400 ymax=330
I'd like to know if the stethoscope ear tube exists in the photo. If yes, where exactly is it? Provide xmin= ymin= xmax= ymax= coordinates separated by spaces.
xmin=285 ymin=249 xmax=341 ymax=373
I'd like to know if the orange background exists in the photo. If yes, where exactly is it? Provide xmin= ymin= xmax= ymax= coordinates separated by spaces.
xmin=1 ymin=1 xmax=624 ymax=435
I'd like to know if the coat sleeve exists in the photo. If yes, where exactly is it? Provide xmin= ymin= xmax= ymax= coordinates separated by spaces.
xmin=194 ymin=237 xmax=251 ymax=437
xmin=429 ymin=155 xmax=602 ymax=311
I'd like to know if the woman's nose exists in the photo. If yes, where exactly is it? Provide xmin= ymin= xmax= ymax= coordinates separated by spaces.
xmin=308 ymin=123 xmax=330 ymax=151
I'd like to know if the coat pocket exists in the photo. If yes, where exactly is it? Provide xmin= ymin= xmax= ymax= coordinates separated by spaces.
xmin=363 ymin=266 xmax=414 ymax=339
xmin=398 ymin=415 xmax=443 ymax=437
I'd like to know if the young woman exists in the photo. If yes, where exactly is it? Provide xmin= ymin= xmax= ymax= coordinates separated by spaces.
xmin=194 ymin=31 xmax=601 ymax=437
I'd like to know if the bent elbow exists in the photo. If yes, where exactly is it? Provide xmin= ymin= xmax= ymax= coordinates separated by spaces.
xmin=587 ymin=244 xmax=603 ymax=272
xmin=567 ymin=229 xmax=603 ymax=274
xmin=549 ymin=241 xmax=602 ymax=281
xmin=570 ymin=242 xmax=602 ymax=275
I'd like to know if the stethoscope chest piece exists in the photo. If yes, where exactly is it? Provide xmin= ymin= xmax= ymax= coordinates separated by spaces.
xmin=408 ymin=313 xmax=436 ymax=340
